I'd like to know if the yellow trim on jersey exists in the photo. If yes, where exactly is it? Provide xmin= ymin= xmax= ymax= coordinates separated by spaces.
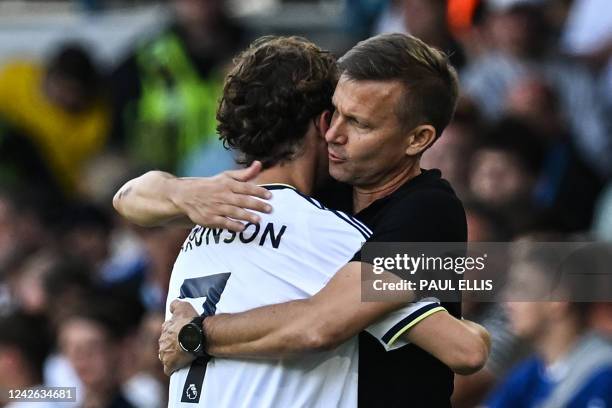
xmin=386 ymin=306 xmax=447 ymax=348
xmin=258 ymin=183 xmax=297 ymax=189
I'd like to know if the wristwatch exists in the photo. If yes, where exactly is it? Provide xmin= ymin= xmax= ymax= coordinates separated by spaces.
xmin=178 ymin=315 xmax=209 ymax=358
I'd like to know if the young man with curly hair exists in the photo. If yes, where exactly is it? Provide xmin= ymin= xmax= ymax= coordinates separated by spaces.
xmin=115 ymin=34 xmax=490 ymax=407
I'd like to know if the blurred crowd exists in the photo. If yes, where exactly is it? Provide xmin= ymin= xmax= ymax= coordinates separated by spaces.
xmin=0 ymin=0 xmax=610 ymax=407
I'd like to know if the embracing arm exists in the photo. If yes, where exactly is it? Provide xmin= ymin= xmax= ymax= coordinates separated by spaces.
xmin=404 ymin=311 xmax=491 ymax=375
xmin=204 ymin=262 xmax=405 ymax=358
xmin=202 ymin=261 xmax=490 ymax=374
xmin=162 ymin=262 xmax=489 ymax=374
xmin=112 ymin=162 xmax=272 ymax=231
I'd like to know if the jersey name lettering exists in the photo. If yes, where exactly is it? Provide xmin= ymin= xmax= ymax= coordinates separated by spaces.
xmin=182 ymin=222 xmax=287 ymax=252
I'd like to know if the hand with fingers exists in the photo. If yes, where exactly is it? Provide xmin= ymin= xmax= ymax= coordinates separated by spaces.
xmin=159 ymin=300 xmax=200 ymax=376
xmin=174 ymin=161 xmax=274 ymax=232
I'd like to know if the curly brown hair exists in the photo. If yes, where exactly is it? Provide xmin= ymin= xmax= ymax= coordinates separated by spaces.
xmin=217 ymin=36 xmax=338 ymax=168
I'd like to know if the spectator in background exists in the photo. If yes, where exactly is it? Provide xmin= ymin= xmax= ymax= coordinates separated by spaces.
xmin=0 ymin=313 xmax=51 ymax=407
xmin=111 ymin=0 xmax=245 ymax=174
xmin=561 ymin=0 xmax=612 ymax=111
xmin=0 ymin=120 xmax=59 ymax=196
xmin=96 ymin=222 xmax=188 ymax=313
xmin=59 ymin=202 xmax=113 ymax=274
xmin=58 ymin=302 xmax=139 ymax=408
xmin=121 ymin=312 xmax=167 ymax=408
xmin=42 ymin=259 xmax=95 ymax=330
xmin=485 ymin=243 xmax=612 ymax=408
xmin=3 ymin=255 xmax=91 ymax=399
xmin=5 ymin=251 xmax=58 ymax=316
xmin=0 ymin=43 xmax=110 ymax=196
xmin=505 ymin=81 xmax=603 ymax=230
xmin=421 ymin=99 xmax=483 ymax=196
xmin=468 ymin=119 xmax=542 ymax=232
xmin=113 ymin=300 xmax=162 ymax=408
xmin=375 ymin=0 xmax=467 ymax=69
xmin=136 ymin=227 xmax=189 ymax=311
xmin=462 ymin=0 xmax=612 ymax=177
xmin=0 ymin=189 xmax=54 ymax=269
xmin=467 ymin=115 xmax=602 ymax=233
xmin=45 ymin=279 xmax=146 ymax=406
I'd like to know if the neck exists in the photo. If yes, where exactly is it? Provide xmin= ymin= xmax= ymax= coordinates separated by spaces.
xmin=251 ymin=157 xmax=316 ymax=196
xmin=535 ymin=319 xmax=582 ymax=366
xmin=353 ymin=160 xmax=421 ymax=213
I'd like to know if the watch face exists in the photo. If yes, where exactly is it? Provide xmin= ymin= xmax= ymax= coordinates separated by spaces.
xmin=179 ymin=324 xmax=202 ymax=352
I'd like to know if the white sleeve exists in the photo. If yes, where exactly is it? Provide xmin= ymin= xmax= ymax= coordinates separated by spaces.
xmin=364 ymin=297 xmax=446 ymax=351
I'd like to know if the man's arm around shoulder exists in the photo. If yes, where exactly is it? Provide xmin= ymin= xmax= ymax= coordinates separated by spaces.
xmin=160 ymin=262 xmax=489 ymax=375
xmin=112 ymin=162 xmax=272 ymax=231
xmin=203 ymin=261 xmax=490 ymax=374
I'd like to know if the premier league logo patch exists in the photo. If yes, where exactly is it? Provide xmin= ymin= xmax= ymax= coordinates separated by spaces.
xmin=186 ymin=384 xmax=198 ymax=400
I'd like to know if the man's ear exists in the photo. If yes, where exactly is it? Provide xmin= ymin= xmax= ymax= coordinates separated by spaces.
xmin=316 ymin=111 xmax=332 ymax=139
xmin=405 ymin=125 xmax=437 ymax=156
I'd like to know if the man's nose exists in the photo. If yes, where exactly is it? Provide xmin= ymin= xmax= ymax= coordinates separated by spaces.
xmin=325 ymin=120 xmax=347 ymax=145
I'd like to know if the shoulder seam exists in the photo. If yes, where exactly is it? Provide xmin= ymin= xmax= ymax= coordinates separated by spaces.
xmin=278 ymin=188 xmax=372 ymax=239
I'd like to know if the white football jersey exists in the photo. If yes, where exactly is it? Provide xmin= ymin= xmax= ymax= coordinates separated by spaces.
xmin=165 ymin=184 xmax=439 ymax=408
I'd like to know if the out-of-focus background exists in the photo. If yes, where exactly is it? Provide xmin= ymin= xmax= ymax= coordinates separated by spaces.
xmin=0 ymin=0 xmax=610 ymax=407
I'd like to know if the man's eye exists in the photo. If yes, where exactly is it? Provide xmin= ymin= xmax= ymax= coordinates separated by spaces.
xmin=351 ymin=118 xmax=368 ymax=129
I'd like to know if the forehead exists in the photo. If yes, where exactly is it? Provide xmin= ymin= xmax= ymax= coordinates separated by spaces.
xmin=60 ymin=318 xmax=108 ymax=344
xmin=333 ymin=75 xmax=403 ymax=116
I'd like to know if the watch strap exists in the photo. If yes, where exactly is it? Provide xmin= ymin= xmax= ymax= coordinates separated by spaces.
xmin=191 ymin=315 xmax=209 ymax=359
